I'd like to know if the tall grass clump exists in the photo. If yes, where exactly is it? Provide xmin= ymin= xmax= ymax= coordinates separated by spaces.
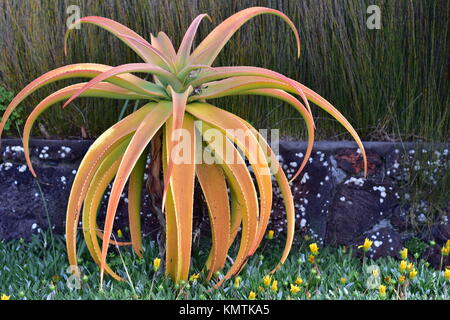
xmin=0 ymin=0 xmax=448 ymax=141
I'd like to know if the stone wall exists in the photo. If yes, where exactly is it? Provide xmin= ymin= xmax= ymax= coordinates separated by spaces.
xmin=1 ymin=139 xmax=448 ymax=267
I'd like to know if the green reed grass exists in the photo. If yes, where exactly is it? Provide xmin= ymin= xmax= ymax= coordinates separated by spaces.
xmin=0 ymin=0 xmax=448 ymax=141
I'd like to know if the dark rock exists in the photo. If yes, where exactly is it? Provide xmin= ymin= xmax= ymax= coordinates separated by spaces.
xmin=334 ymin=148 xmax=382 ymax=176
xmin=269 ymin=147 xmax=334 ymax=244
xmin=352 ymin=227 xmax=403 ymax=259
xmin=423 ymin=245 xmax=450 ymax=270
xmin=325 ymin=180 xmax=398 ymax=246
xmin=391 ymin=205 xmax=409 ymax=232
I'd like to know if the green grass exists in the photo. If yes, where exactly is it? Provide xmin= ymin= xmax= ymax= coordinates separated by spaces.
xmin=1 ymin=232 xmax=449 ymax=300
xmin=0 ymin=0 xmax=448 ymax=141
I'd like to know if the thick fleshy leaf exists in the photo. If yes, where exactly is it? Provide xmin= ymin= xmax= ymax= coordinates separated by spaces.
xmin=127 ymin=147 xmax=147 ymax=258
xmin=187 ymin=103 xmax=272 ymax=252
xmin=294 ymin=81 xmax=367 ymax=176
xmin=66 ymin=103 xmax=157 ymax=271
xmin=196 ymin=163 xmax=230 ymax=281
xmin=0 ymin=63 xmax=164 ymax=141
xmin=82 ymin=139 xmax=129 ymax=281
xmin=99 ymin=101 xmax=172 ymax=286
xmin=117 ymin=33 xmax=176 ymax=72
xmin=176 ymin=14 xmax=211 ymax=69
xmin=150 ymin=32 xmax=177 ymax=63
xmin=22 ymin=82 xmax=148 ymax=177
xmin=162 ymin=132 xmax=179 ymax=280
xmin=189 ymin=76 xmax=291 ymax=101
xmin=63 ymin=64 xmax=182 ymax=109
xmin=190 ymin=66 xmax=313 ymax=117
xmin=163 ymin=114 xmax=196 ymax=282
xmin=200 ymin=122 xmax=258 ymax=288
xmin=242 ymin=120 xmax=295 ymax=271
xmin=160 ymin=86 xmax=193 ymax=212
xmin=190 ymin=7 xmax=300 ymax=66
xmin=237 ymin=88 xmax=315 ymax=182
xmin=65 ymin=16 xmax=171 ymax=69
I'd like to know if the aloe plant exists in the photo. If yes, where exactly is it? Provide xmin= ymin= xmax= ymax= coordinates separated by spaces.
xmin=0 ymin=7 xmax=366 ymax=288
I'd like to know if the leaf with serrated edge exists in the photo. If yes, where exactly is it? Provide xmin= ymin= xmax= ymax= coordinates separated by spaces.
xmin=22 ymin=82 xmax=148 ymax=177
xmin=190 ymin=7 xmax=300 ymax=66
xmin=196 ymin=163 xmax=230 ymax=281
xmin=66 ymin=103 xmax=156 ymax=271
xmin=164 ymin=114 xmax=196 ymax=282
xmin=199 ymin=122 xmax=258 ymax=288
xmin=99 ymin=101 xmax=172 ymax=286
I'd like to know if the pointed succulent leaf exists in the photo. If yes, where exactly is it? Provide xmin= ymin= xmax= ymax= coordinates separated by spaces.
xmin=22 ymin=82 xmax=148 ymax=177
xmin=100 ymin=102 xmax=172 ymax=286
xmin=190 ymin=7 xmax=300 ymax=66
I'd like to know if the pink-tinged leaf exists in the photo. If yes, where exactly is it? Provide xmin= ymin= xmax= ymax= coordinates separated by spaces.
xmin=198 ymin=121 xmax=258 ymax=288
xmin=190 ymin=7 xmax=300 ymax=66
xmin=100 ymin=101 xmax=172 ymax=286
xmin=66 ymin=103 xmax=157 ymax=272
xmin=196 ymin=163 xmax=230 ymax=281
xmin=65 ymin=16 xmax=166 ymax=66
xmin=118 ymin=33 xmax=176 ymax=71
xmin=241 ymin=120 xmax=295 ymax=271
xmin=62 ymin=63 xmax=182 ymax=109
xmin=189 ymin=76 xmax=292 ymax=100
xmin=0 ymin=63 xmax=164 ymax=141
xmin=163 ymin=114 xmax=196 ymax=282
xmin=82 ymin=141 xmax=129 ymax=281
xmin=190 ymin=66 xmax=313 ymax=118
xmin=176 ymin=14 xmax=211 ymax=69
xmin=237 ymin=88 xmax=315 ymax=182
xmin=160 ymin=86 xmax=193 ymax=212
xmin=295 ymin=81 xmax=368 ymax=177
xmin=150 ymin=32 xmax=177 ymax=63
xmin=127 ymin=148 xmax=147 ymax=258
xmin=22 ymin=82 xmax=148 ymax=177
xmin=187 ymin=103 xmax=272 ymax=256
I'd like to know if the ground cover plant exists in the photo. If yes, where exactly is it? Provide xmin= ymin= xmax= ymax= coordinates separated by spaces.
xmin=1 ymin=232 xmax=449 ymax=300
xmin=0 ymin=7 xmax=368 ymax=288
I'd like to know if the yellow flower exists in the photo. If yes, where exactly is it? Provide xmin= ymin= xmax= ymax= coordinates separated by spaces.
xmin=267 ymin=230 xmax=274 ymax=240
xmin=399 ymin=260 xmax=407 ymax=273
xmin=442 ymin=246 xmax=450 ymax=256
xmin=400 ymin=248 xmax=408 ymax=260
xmin=340 ymin=277 xmax=347 ymax=284
xmin=406 ymin=262 xmax=414 ymax=272
xmin=189 ymin=273 xmax=200 ymax=282
xmin=309 ymin=243 xmax=319 ymax=255
xmin=378 ymin=285 xmax=387 ymax=297
xmin=271 ymin=280 xmax=278 ymax=292
xmin=446 ymin=239 xmax=450 ymax=249
xmin=372 ymin=269 xmax=379 ymax=278
xmin=399 ymin=275 xmax=406 ymax=284
xmin=290 ymin=284 xmax=301 ymax=295
xmin=248 ymin=291 xmax=256 ymax=300
xmin=234 ymin=276 xmax=241 ymax=289
xmin=263 ymin=275 xmax=272 ymax=287
xmin=409 ymin=269 xmax=418 ymax=280
xmin=358 ymin=238 xmax=373 ymax=252
xmin=444 ymin=268 xmax=450 ymax=281
xmin=153 ymin=258 xmax=161 ymax=272
xmin=295 ymin=277 xmax=303 ymax=286
xmin=1 ymin=294 xmax=10 ymax=300
xmin=117 ymin=229 xmax=123 ymax=239
xmin=308 ymin=255 xmax=316 ymax=264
